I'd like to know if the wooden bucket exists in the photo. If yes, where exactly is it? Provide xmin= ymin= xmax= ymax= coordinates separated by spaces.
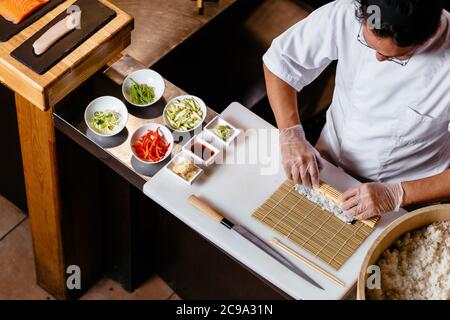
xmin=357 ymin=204 xmax=450 ymax=300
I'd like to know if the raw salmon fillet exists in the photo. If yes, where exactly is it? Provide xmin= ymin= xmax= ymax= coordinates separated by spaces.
xmin=0 ymin=0 xmax=50 ymax=24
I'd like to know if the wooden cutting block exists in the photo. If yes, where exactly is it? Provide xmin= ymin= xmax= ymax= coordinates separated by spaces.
xmin=0 ymin=0 xmax=134 ymax=111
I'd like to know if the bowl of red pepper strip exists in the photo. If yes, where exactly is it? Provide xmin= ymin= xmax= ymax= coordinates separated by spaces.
xmin=130 ymin=123 xmax=174 ymax=164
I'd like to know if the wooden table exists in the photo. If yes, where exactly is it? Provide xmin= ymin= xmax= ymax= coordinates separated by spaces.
xmin=0 ymin=0 xmax=133 ymax=299
xmin=111 ymin=0 xmax=236 ymax=67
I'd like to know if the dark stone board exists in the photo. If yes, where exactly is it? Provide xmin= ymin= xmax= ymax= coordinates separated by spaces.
xmin=11 ymin=0 xmax=116 ymax=75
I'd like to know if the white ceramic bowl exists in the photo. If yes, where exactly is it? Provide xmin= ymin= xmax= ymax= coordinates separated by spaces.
xmin=163 ymin=95 xmax=207 ymax=133
xmin=84 ymin=96 xmax=128 ymax=137
xmin=130 ymin=123 xmax=174 ymax=164
xmin=122 ymin=69 xmax=165 ymax=107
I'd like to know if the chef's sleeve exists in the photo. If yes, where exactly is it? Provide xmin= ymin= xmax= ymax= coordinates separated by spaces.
xmin=263 ymin=0 xmax=347 ymax=92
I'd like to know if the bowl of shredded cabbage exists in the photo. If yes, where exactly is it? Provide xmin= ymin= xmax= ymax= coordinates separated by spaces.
xmin=84 ymin=96 xmax=128 ymax=137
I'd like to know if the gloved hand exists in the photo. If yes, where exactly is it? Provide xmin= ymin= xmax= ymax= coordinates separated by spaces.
xmin=339 ymin=182 xmax=404 ymax=220
xmin=279 ymin=124 xmax=323 ymax=189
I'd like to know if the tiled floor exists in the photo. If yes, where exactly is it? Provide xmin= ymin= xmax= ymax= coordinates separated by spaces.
xmin=0 ymin=196 xmax=26 ymax=240
xmin=0 ymin=195 xmax=178 ymax=300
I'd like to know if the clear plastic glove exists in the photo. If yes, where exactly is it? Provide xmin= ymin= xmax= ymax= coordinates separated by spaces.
xmin=339 ymin=182 xmax=404 ymax=220
xmin=279 ymin=124 xmax=323 ymax=188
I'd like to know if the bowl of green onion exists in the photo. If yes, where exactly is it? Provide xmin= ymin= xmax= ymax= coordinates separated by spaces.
xmin=163 ymin=95 xmax=207 ymax=133
xmin=84 ymin=96 xmax=128 ymax=137
xmin=122 ymin=69 xmax=165 ymax=107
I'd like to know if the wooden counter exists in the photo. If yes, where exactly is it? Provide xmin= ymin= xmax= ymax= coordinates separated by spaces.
xmin=0 ymin=0 xmax=133 ymax=299
xmin=111 ymin=0 xmax=236 ymax=67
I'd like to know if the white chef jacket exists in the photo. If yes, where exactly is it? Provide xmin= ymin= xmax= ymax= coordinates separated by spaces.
xmin=263 ymin=0 xmax=450 ymax=183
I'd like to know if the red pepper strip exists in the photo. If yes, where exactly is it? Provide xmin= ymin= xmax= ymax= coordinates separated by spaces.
xmin=133 ymin=128 xmax=170 ymax=162
xmin=150 ymin=142 xmax=156 ymax=160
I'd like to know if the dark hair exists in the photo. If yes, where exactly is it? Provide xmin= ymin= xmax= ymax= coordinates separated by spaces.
xmin=356 ymin=0 xmax=444 ymax=47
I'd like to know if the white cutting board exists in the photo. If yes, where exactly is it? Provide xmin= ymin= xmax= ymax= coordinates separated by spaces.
xmin=143 ymin=102 xmax=405 ymax=300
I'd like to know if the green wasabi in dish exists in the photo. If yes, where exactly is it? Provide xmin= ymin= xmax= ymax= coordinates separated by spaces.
xmin=213 ymin=124 xmax=232 ymax=141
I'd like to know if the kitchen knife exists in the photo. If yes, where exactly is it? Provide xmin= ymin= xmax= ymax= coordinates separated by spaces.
xmin=188 ymin=195 xmax=324 ymax=290
xmin=33 ymin=11 xmax=81 ymax=56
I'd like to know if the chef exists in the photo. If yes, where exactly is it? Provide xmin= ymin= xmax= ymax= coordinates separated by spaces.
xmin=263 ymin=0 xmax=450 ymax=220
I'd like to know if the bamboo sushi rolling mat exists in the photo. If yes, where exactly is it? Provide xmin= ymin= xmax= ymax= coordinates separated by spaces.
xmin=252 ymin=180 xmax=380 ymax=270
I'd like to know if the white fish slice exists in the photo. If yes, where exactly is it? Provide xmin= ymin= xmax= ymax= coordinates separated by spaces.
xmin=33 ymin=11 xmax=81 ymax=56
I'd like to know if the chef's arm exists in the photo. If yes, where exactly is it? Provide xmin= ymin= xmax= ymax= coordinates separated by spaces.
xmin=263 ymin=64 xmax=300 ymax=130
xmin=402 ymin=169 xmax=450 ymax=206
xmin=264 ymin=64 xmax=323 ymax=188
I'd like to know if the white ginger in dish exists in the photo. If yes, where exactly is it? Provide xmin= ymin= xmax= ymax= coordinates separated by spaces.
xmin=171 ymin=159 xmax=197 ymax=181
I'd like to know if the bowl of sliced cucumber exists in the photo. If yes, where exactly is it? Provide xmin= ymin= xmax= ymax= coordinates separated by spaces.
xmin=163 ymin=95 xmax=207 ymax=133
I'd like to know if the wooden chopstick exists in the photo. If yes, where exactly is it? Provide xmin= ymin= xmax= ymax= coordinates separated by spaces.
xmin=271 ymin=238 xmax=346 ymax=287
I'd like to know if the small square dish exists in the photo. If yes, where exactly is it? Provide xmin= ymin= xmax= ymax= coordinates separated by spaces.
xmin=166 ymin=153 xmax=203 ymax=185
xmin=205 ymin=116 xmax=241 ymax=146
xmin=182 ymin=135 xmax=221 ymax=166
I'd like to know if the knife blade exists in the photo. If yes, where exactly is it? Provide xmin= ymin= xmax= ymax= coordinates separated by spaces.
xmin=188 ymin=195 xmax=324 ymax=290
xmin=233 ymin=225 xmax=324 ymax=290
